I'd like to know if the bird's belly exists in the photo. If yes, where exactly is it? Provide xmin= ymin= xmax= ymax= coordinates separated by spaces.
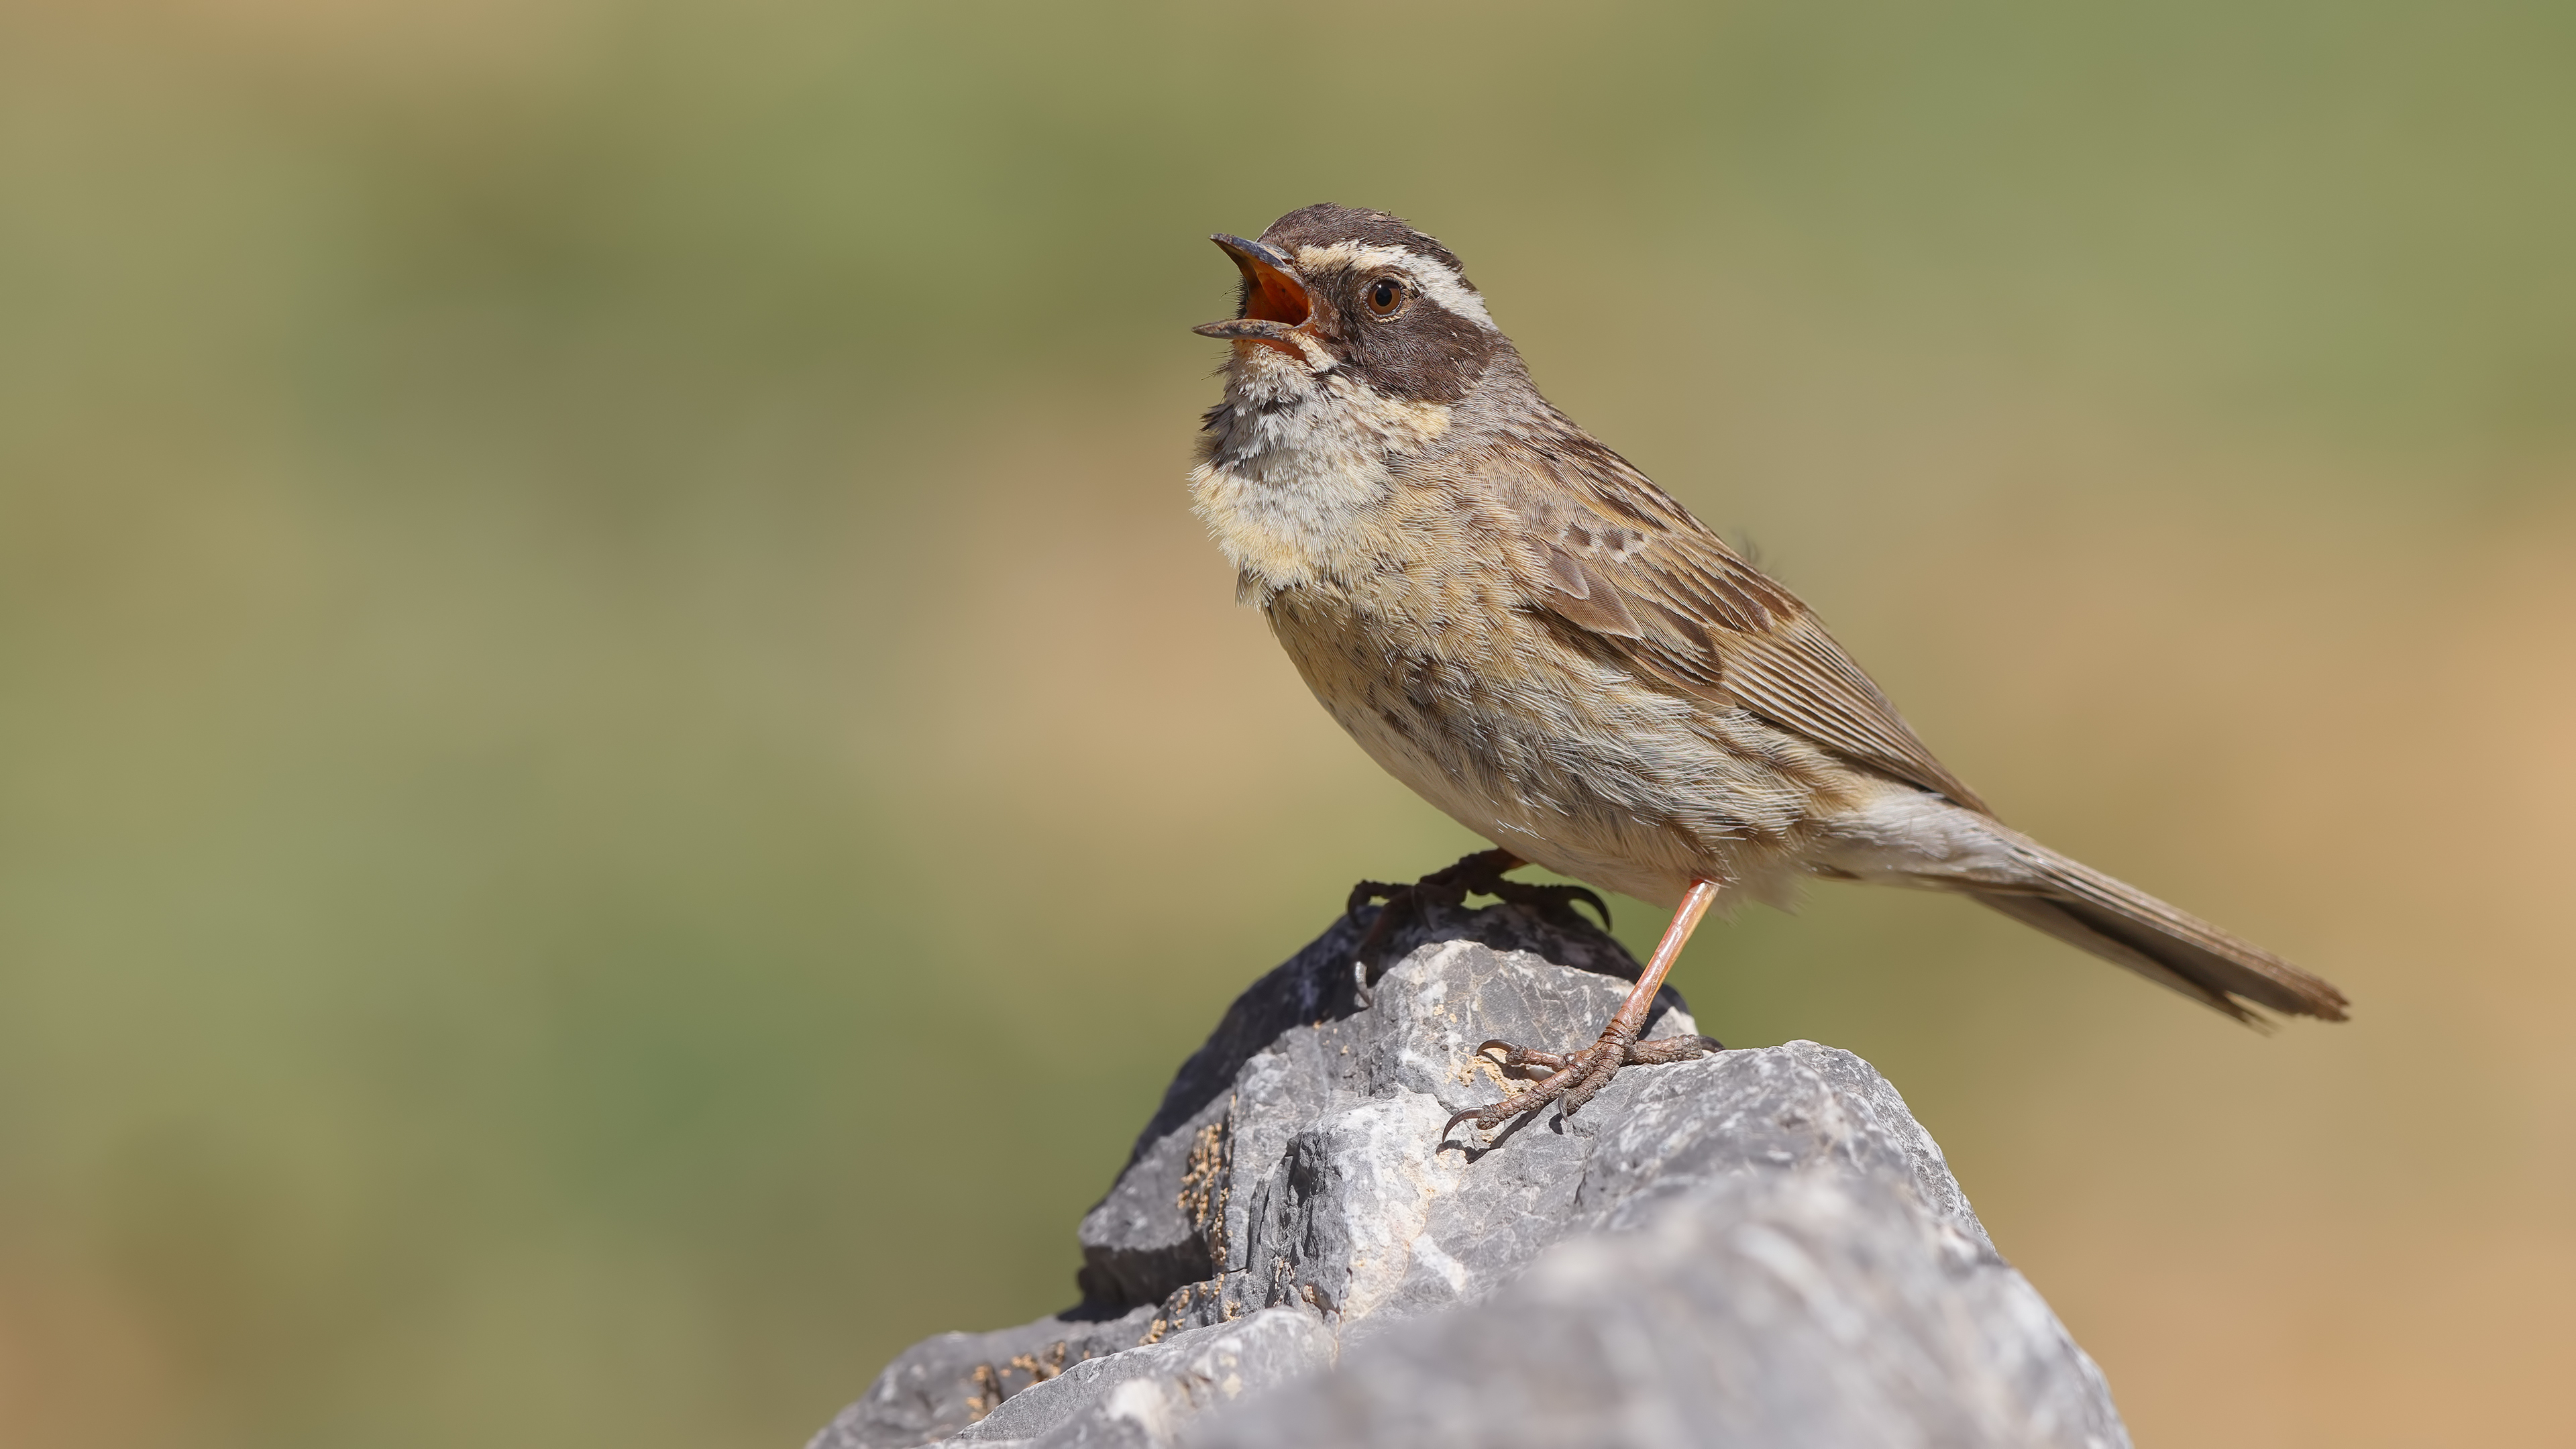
xmin=1270 ymin=602 xmax=1831 ymax=912
xmin=1333 ymin=697 xmax=1704 ymax=908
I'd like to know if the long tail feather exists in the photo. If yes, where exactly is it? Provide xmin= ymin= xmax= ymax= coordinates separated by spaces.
xmin=1972 ymin=849 xmax=2349 ymax=1024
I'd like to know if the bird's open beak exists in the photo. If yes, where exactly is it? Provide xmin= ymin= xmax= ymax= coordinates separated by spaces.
xmin=1194 ymin=234 xmax=1311 ymax=345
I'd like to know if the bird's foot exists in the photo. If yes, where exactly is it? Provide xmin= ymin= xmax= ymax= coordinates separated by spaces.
xmin=1444 ymin=1027 xmax=1721 ymax=1137
xmin=1345 ymin=849 xmax=1611 ymax=981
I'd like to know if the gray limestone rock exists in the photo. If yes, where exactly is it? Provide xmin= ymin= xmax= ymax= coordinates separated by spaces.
xmin=812 ymin=898 xmax=2128 ymax=1449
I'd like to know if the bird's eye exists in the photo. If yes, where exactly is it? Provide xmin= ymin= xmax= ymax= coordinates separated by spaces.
xmin=1365 ymin=278 xmax=1405 ymax=318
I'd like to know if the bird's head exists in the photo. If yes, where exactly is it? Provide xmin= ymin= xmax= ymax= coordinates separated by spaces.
xmin=1195 ymin=204 xmax=1513 ymax=411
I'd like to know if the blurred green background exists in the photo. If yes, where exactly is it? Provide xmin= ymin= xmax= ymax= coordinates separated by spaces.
xmin=3 ymin=1 xmax=2572 ymax=1444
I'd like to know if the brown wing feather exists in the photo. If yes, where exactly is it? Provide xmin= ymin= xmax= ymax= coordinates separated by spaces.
xmin=1486 ymin=433 xmax=1990 ymax=814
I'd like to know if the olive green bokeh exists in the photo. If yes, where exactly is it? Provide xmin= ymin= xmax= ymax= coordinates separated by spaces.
xmin=3 ymin=3 xmax=2572 ymax=1446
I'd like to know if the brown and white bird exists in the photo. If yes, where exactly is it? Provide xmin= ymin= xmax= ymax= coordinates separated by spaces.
xmin=1189 ymin=203 xmax=2347 ymax=1136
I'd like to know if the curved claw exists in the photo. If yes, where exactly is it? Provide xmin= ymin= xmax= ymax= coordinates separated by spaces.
xmin=1475 ymin=1038 xmax=1570 ymax=1075
xmin=1443 ymin=1105 xmax=1495 ymax=1136
xmin=1444 ymin=1083 xmax=1553 ymax=1137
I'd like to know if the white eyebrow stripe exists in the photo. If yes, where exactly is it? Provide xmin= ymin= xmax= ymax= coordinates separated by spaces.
xmin=1291 ymin=241 xmax=1497 ymax=329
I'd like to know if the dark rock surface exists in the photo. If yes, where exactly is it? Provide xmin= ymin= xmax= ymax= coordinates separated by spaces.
xmin=813 ymin=899 xmax=2129 ymax=1449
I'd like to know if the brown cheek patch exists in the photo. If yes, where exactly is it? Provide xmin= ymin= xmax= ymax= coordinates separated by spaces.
xmin=1350 ymin=301 xmax=1501 ymax=403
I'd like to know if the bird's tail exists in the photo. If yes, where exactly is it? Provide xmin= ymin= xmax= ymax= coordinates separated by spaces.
xmin=1970 ymin=847 xmax=2348 ymax=1024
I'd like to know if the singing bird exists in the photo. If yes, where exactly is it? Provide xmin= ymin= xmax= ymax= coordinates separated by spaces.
xmin=1188 ymin=204 xmax=2347 ymax=1136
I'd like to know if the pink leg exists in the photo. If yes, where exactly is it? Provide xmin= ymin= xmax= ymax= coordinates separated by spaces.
xmin=1444 ymin=877 xmax=1725 ymax=1137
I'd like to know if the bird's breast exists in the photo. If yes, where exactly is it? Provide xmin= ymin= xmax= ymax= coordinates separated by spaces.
xmin=1189 ymin=378 xmax=1452 ymax=596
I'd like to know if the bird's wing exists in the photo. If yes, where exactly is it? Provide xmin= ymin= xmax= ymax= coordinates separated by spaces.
xmin=1481 ymin=435 xmax=1990 ymax=814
